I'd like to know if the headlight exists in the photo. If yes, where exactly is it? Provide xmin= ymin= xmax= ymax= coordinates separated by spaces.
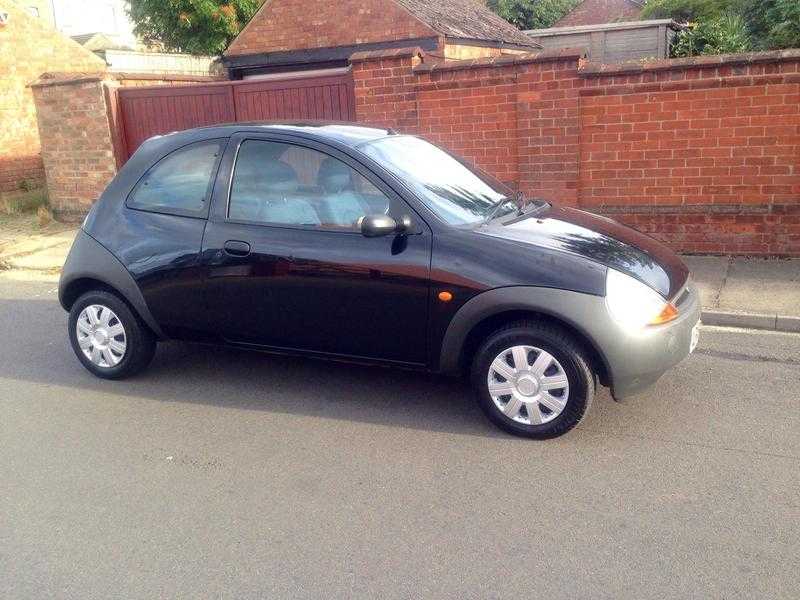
xmin=605 ymin=268 xmax=678 ymax=329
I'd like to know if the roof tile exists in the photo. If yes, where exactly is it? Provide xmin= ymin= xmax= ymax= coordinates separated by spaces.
xmin=395 ymin=0 xmax=540 ymax=47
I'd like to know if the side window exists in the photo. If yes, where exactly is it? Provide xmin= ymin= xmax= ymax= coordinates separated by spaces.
xmin=128 ymin=140 xmax=223 ymax=216
xmin=228 ymin=140 xmax=392 ymax=231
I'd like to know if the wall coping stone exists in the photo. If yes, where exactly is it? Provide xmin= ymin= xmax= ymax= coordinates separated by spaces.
xmin=113 ymin=72 xmax=228 ymax=83
xmin=350 ymin=46 xmax=425 ymax=62
xmin=349 ymin=45 xmax=586 ymax=71
xmin=30 ymin=72 xmax=108 ymax=88
xmin=413 ymin=47 xmax=587 ymax=73
xmin=31 ymin=71 xmax=228 ymax=89
xmin=580 ymin=48 xmax=800 ymax=77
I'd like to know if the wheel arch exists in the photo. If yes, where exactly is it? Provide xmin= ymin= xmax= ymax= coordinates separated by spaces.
xmin=59 ymin=231 xmax=165 ymax=339
xmin=61 ymin=277 xmax=124 ymax=310
xmin=438 ymin=287 xmax=612 ymax=387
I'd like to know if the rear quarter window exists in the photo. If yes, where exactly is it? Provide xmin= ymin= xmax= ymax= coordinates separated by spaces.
xmin=127 ymin=140 xmax=224 ymax=217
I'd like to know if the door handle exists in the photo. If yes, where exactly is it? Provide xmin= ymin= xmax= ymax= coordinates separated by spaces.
xmin=224 ymin=240 xmax=251 ymax=257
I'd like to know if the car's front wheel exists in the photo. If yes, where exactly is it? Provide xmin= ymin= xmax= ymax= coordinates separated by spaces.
xmin=471 ymin=321 xmax=594 ymax=439
xmin=68 ymin=290 xmax=156 ymax=380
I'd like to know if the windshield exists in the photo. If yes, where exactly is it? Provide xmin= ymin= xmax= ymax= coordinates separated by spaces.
xmin=359 ymin=135 xmax=517 ymax=225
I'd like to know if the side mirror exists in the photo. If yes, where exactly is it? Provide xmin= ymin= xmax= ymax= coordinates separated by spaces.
xmin=360 ymin=214 xmax=407 ymax=237
xmin=395 ymin=215 xmax=413 ymax=233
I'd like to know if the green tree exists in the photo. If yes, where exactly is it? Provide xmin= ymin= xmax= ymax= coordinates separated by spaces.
xmin=127 ymin=0 xmax=262 ymax=55
xmin=672 ymin=13 xmax=751 ymax=56
xmin=743 ymin=0 xmax=800 ymax=49
xmin=644 ymin=0 xmax=800 ymax=56
xmin=640 ymin=0 xmax=735 ymax=22
xmin=487 ymin=0 xmax=583 ymax=30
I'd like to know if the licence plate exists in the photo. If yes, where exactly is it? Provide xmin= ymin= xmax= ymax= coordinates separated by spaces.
xmin=690 ymin=321 xmax=701 ymax=354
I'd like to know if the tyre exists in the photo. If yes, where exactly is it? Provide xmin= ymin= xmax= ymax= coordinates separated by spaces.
xmin=471 ymin=320 xmax=594 ymax=439
xmin=68 ymin=290 xmax=156 ymax=380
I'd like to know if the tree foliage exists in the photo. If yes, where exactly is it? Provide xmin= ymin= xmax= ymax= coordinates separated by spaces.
xmin=127 ymin=0 xmax=262 ymax=55
xmin=747 ymin=0 xmax=800 ymax=50
xmin=672 ymin=13 xmax=751 ymax=56
xmin=487 ymin=0 xmax=582 ymax=30
xmin=641 ymin=0 xmax=733 ymax=21
xmin=642 ymin=0 xmax=800 ymax=56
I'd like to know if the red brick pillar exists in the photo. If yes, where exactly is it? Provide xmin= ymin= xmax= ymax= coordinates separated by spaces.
xmin=413 ymin=56 xmax=521 ymax=191
xmin=351 ymin=47 xmax=423 ymax=132
xmin=31 ymin=74 xmax=120 ymax=221
xmin=516 ymin=50 xmax=584 ymax=207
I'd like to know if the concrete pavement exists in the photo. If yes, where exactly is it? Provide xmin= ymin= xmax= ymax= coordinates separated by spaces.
xmin=0 ymin=228 xmax=76 ymax=281
xmin=684 ymin=255 xmax=800 ymax=332
xmin=1 ymin=278 xmax=799 ymax=599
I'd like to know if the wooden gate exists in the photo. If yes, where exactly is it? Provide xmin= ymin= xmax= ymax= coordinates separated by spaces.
xmin=116 ymin=73 xmax=356 ymax=160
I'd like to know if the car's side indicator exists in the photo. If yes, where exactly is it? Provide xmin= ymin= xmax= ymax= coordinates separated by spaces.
xmin=438 ymin=291 xmax=454 ymax=302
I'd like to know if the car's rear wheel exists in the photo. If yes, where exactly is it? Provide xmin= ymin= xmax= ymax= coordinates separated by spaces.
xmin=68 ymin=290 xmax=156 ymax=380
xmin=471 ymin=321 xmax=594 ymax=439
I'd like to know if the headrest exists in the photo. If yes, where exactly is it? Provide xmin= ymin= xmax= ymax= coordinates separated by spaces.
xmin=236 ymin=148 xmax=299 ymax=196
xmin=317 ymin=157 xmax=353 ymax=193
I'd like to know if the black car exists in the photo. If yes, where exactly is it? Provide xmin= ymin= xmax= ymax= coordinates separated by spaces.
xmin=60 ymin=123 xmax=701 ymax=439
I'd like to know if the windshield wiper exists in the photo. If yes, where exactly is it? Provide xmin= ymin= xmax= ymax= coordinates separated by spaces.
xmin=484 ymin=192 xmax=548 ymax=224
xmin=483 ymin=197 xmax=512 ymax=224
xmin=517 ymin=195 xmax=549 ymax=216
xmin=484 ymin=191 xmax=523 ymax=224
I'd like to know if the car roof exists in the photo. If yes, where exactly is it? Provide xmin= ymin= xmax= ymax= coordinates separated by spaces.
xmin=149 ymin=121 xmax=397 ymax=149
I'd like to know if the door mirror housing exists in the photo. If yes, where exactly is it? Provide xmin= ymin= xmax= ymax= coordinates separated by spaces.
xmin=360 ymin=214 xmax=407 ymax=237
xmin=395 ymin=215 xmax=412 ymax=233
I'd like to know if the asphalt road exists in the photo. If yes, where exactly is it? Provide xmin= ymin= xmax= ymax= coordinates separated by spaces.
xmin=1 ymin=278 xmax=798 ymax=599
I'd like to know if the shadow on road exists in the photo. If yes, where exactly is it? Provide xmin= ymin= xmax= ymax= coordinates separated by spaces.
xmin=0 ymin=295 xmax=513 ymax=438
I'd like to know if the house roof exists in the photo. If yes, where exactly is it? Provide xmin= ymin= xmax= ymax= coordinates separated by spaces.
xmin=395 ymin=0 xmax=540 ymax=47
xmin=71 ymin=32 xmax=134 ymax=51
xmin=71 ymin=33 xmax=100 ymax=45
xmin=554 ymin=0 xmax=644 ymax=28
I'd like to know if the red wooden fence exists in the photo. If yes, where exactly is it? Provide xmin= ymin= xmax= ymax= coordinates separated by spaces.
xmin=116 ymin=73 xmax=356 ymax=159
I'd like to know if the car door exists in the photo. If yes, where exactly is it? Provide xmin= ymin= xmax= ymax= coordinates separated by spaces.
xmin=201 ymin=133 xmax=432 ymax=365
xmin=90 ymin=137 xmax=227 ymax=338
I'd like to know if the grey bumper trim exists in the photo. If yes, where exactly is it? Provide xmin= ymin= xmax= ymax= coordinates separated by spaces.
xmin=439 ymin=285 xmax=701 ymax=400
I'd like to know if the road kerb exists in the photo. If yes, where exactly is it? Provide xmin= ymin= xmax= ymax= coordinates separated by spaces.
xmin=700 ymin=310 xmax=800 ymax=333
xmin=776 ymin=315 xmax=800 ymax=333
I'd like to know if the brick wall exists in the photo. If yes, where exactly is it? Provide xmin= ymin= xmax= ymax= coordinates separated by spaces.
xmin=579 ymin=54 xmax=800 ymax=254
xmin=29 ymin=42 xmax=799 ymax=255
xmin=353 ymin=49 xmax=593 ymax=207
xmin=554 ymin=0 xmax=642 ymax=28
xmin=31 ymin=75 xmax=118 ymax=220
xmin=516 ymin=55 xmax=583 ymax=207
xmin=353 ymin=48 xmax=800 ymax=255
xmin=416 ymin=59 xmax=522 ymax=191
xmin=29 ymin=71 xmax=226 ymax=220
xmin=0 ymin=0 xmax=107 ymax=194
xmin=225 ymin=0 xmax=437 ymax=56
xmin=352 ymin=48 xmax=425 ymax=132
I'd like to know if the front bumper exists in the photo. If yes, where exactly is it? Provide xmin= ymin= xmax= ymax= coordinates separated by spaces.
xmin=604 ymin=280 xmax=702 ymax=400
xmin=438 ymin=281 xmax=701 ymax=398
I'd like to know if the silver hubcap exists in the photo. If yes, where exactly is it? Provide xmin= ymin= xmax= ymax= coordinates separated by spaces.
xmin=487 ymin=345 xmax=569 ymax=425
xmin=76 ymin=305 xmax=126 ymax=368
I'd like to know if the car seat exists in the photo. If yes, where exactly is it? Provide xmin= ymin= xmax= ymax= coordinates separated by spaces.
xmin=230 ymin=143 xmax=320 ymax=226
xmin=315 ymin=157 xmax=370 ymax=228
